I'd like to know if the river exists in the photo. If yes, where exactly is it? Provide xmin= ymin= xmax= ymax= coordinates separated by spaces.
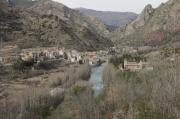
xmin=89 ymin=62 xmax=108 ymax=96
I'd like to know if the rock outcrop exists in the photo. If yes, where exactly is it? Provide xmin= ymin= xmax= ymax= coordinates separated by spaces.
xmin=109 ymin=4 xmax=154 ymax=42
xmin=109 ymin=0 xmax=180 ymax=47
xmin=132 ymin=4 xmax=154 ymax=29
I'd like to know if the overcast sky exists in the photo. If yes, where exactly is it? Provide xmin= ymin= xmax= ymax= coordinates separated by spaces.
xmin=53 ymin=0 xmax=169 ymax=14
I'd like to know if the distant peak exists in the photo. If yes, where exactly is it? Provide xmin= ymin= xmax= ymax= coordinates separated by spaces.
xmin=141 ymin=4 xmax=154 ymax=14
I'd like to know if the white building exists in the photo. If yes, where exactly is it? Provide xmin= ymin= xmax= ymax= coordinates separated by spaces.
xmin=0 ymin=57 xmax=3 ymax=62
xmin=71 ymin=57 xmax=76 ymax=63
xmin=77 ymin=55 xmax=82 ymax=61
xmin=59 ymin=50 xmax=64 ymax=55
xmin=67 ymin=52 xmax=72 ymax=59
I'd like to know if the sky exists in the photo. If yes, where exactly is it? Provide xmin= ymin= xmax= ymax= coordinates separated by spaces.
xmin=53 ymin=0 xmax=169 ymax=14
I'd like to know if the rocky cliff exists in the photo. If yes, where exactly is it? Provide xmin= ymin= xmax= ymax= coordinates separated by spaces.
xmin=109 ymin=4 xmax=154 ymax=43
xmin=109 ymin=0 xmax=180 ymax=47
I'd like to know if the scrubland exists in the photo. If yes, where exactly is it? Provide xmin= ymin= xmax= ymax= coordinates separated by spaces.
xmin=1 ymin=58 xmax=180 ymax=119
xmin=0 ymin=63 xmax=91 ymax=119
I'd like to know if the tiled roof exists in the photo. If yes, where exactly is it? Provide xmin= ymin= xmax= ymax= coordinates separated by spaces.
xmin=126 ymin=62 xmax=138 ymax=66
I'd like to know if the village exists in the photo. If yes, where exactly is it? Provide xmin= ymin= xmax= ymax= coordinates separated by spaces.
xmin=0 ymin=45 xmax=155 ymax=114
xmin=0 ymin=45 xmax=155 ymax=71
xmin=0 ymin=46 xmax=109 ymax=66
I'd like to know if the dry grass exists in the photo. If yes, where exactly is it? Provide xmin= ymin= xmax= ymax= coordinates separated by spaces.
xmin=0 ymin=63 xmax=92 ymax=119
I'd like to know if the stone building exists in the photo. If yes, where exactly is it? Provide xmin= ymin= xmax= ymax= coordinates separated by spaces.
xmin=124 ymin=60 xmax=143 ymax=70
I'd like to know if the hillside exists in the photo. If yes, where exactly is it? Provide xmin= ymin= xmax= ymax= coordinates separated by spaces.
xmin=0 ymin=2 xmax=112 ymax=51
xmin=75 ymin=8 xmax=138 ymax=31
xmin=29 ymin=0 xmax=110 ymax=37
xmin=0 ymin=0 xmax=41 ymax=7
xmin=2 ymin=0 xmax=110 ymax=37
xmin=109 ymin=0 xmax=180 ymax=47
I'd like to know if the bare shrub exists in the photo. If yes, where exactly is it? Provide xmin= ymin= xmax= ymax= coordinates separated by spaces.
xmin=5 ymin=59 xmax=180 ymax=118
xmin=102 ymin=63 xmax=116 ymax=87
xmin=0 ymin=87 xmax=65 ymax=119
xmin=49 ymin=64 xmax=91 ymax=89
xmin=102 ymin=60 xmax=180 ymax=118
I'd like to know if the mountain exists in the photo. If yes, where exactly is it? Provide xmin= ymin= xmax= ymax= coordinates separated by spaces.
xmin=109 ymin=0 xmax=180 ymax=47
xmin=75 ymin=8 xmax=138 ymax=31
xmin=0 ymin=0 xmax=8 ymax=3
xmin=29 ymin=0 xmax=110 ymax=37
xmin=0 ymin=0 xmax=41 ymax=7
xmin=0 ymin=1 xmax=112 ymax=51
xmin=109 ymin=4 xmax=154 ymax=43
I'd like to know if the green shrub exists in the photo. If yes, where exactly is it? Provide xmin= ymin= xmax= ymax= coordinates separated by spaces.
xmin=54 ymin=15 xmax=59 ymax=22
xmin=118 ymin=71 xmax=142 ymax=84
xmin=136 ymin=101 xmax=174 ymax=119
xmin=48 ymin=24 xmax=52 ymax=29
xmin=64 ymin=52 xmax=68 ymax=59
xmin=41 ymin=14 xmax=47 ymax=19
xmin=13 ymin=57 xmax=34 ymax=72
xmin=96 ymin=92 xmax=107 ymax=101
xmin=79 ymin=60 xmax=83 ymax=64
xmin=72 ymin=86 xmax=86 ymax=95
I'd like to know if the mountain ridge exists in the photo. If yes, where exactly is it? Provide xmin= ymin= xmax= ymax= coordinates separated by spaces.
xmin=109 ymin=0 xmax=180 ymax=47
xmin=0 ymin=1 xmax=113 ymax=51
xmin=75 ymin=7 xmax=138 ymax=31
xmin=29 ymin=0 xmax=110 ymax=37
xmin=109 ymin=4 xmax=154 ymax=42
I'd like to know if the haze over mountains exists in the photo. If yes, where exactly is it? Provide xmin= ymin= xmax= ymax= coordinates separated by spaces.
xmin=75 ymin=8 xmax=138 ymax=31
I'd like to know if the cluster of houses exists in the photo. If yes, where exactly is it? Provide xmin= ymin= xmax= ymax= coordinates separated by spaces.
xmin=20 ymin=47 xmax=66 ymax=63
xmin=10 ymin=47 xmax=105 ymax=66
xmin=0 ymin=55 xmax=17 ymax=63
xmin=0 ymin=45 xmax=155 ymax=71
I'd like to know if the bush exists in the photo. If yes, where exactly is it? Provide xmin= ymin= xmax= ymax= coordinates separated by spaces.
xmin=38 ymin=61 xmax=57 ymax=70
xmin=54 ymin=15 xmax=59 ymax=22
xmin=51 ymin=77 xmax=62 ymax=88
xmin=96 ymin=92 xmax=107 ymax=101
xmin=63 ymin=52 xmax=68 ymax=59
xmin=79 ymin=59 xmax=83 ymax=64
xmin=13 ymin=57 xmax=34 ymax=72
xmin=41 ymin=14 xmax=47 ymax=19
xmin=72 ymin=86 xmax=86 ymax=95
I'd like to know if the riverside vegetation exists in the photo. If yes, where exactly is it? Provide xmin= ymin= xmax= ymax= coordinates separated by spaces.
xmin=0 ymin=62 xmax=91 ymax=119
xmin=102 ymin=60 xmax=180 ymax=119
xmin=1 ymin=57 xmax=180 ymax=119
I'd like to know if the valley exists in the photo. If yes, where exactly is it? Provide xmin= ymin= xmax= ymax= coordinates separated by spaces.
xmin=1 ymin=0 xmax=180 ymax=119
xmin=75 ymin=8 xmax=138 ymax=31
